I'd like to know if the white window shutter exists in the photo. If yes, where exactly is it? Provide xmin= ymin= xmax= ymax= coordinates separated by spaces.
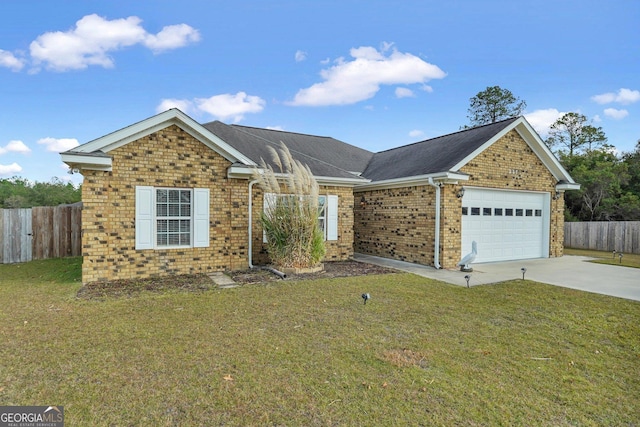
xmin=327 ymin=195 xmax=338 ymax=241
xmin=135 ymin=186 xmax=154 ymax=250
xmin=193 ymin=188 xmax=210 ymax=248
xmin=263 ymin=193 xmax=276 ymax=243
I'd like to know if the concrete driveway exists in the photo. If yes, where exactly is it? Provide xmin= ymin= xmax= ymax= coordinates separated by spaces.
xmin=354 ymin=253 xmax=640 ymax=302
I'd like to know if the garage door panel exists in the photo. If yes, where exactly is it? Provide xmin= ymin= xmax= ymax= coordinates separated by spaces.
xmin=461 ymin=188 xmax=548 ymax=263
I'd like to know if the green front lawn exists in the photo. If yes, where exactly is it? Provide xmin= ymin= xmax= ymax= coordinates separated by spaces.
xmin=565 ymin=248 xmax=640 ymax=268
xmin=1 ymin=257 xmax=639 ymax=426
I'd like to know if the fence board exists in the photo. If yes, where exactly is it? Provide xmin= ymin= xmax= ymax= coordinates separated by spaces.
xmin=564 ymin=221 xmax=640 ymax=254
xmin=1 ymin=208 xmax=32 ymax=263
xmin=0 ymin=204 xmax=82 ymax=263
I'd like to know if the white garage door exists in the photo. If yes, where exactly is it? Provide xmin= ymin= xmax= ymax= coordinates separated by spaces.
xmin=461 ymin=188 xmax=550 ymax=263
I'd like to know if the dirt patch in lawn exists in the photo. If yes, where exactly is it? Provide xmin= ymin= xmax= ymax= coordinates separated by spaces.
xmin=77 ymin=261 xmax=397 ymax=300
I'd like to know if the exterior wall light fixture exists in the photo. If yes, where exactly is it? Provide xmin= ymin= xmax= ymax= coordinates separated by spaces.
xmin=456 ymin=188 xmax=465 ymax=198
xmin=360 ymin=195 xmax=367 ymax=208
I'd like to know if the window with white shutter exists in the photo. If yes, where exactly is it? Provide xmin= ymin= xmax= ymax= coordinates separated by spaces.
xmin=135 ymin=186 xmax=210 ymax=249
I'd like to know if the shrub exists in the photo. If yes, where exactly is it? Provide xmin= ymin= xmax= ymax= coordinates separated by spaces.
xmin=252 ymin=143 xmax=325 ymax=268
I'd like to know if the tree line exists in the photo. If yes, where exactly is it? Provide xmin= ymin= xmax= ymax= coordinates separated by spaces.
xmin=0 ymin=177 xmax=81 ymax=208
xmin=467 ymin=86 xmax=640 ymax=221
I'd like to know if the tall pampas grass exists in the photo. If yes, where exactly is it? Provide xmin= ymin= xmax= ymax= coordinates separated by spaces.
xmin=252 ymin=142 xmax=325 ymax=268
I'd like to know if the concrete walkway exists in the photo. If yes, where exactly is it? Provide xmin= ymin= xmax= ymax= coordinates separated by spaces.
xmin=353 ymin=253 xmax=640 ymax=302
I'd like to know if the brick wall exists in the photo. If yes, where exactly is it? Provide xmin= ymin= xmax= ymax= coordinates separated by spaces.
xmin=354 ymin=129 xmax=565 ymax=269
xmin=81 ymin=125 xmax=355 ymax=283
xmin=354 ymin=185 xmax=437 ymax=265
xmin=81 ymin=125 xmax=250 ymax=283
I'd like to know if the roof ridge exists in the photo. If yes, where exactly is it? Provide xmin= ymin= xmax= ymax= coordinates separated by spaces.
xmin=227 ymin=124 xmax=362 ymax=177
xmin=375 ymin=116 xmax=520 ymax=154
xmin=230 ymin=123 xmax=335 ymax=140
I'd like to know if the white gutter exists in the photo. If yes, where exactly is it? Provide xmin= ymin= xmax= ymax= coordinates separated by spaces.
xmin=248 ymin=179 xmax=258 ymax=268
xmin=427 ymin=177 xmax=441 ymax=269
xmin=228 ymin=165 xmax=368 ymax=186
xmin=353 ymin=171 xmax=469 ymax=192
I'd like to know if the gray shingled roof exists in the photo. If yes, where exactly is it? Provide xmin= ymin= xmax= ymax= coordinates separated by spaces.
xmin=361 ymin=117 xmax=519 ymax=181
xmin=202 ymin=121 xmax=373 ymax=180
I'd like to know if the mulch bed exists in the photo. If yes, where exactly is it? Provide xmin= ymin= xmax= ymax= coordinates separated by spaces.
xmin=77 ymin=261 xmax=397 ymax=300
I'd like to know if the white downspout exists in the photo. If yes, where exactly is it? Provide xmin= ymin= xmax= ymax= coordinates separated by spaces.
xmin=248 ymin=179 xmax=258 ymax=268
xmin=427 ymin=177 xmax=441 ymax=269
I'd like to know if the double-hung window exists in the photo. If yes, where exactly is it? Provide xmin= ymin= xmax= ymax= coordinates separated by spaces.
xmin=318 ymin=196 xmax=327 ymax=236
xmin=263 ymin=193 xmax=338 ymax=242
xmin=156 ymin=189 xmax=192 ymax=246
xmin=135 ymin=186 xmax=210 ymax=250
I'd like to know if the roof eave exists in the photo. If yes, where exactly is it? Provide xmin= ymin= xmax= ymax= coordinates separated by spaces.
xmin=557 ymin=182 xmax=581 ymax=191
xmin=515 ymin=119 xmax=579 ymax=185
xmin=354 ymin=171 xmax=469 ymax=192
xmin=449 ymin=116 xmax=579 ymax=186
xmin=61 ymin=152 xmax=113 ymax=171
xmin=65 ymin=108 xmax=257 ymax=167
xmin=227 ymin=165 xmax=370 ymax=187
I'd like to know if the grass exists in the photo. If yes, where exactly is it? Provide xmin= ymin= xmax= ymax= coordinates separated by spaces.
xmin=1 ymin=257 xmax=639 ymax=426
xmin=565 ymin=247 xmax=640 ymax=268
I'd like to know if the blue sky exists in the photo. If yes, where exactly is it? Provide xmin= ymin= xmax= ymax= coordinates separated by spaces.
xmin=1 ymin=0 xmax=638 ymax=186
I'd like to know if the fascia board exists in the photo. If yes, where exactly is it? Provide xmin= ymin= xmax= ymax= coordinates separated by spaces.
xmin=69 ymin=109 xmax=256 ymax=166
xmin=448 ymin=118 xmax=522 ymax=172
xmin=61 ymin=152 xmax=113 ymax=170
xmin=227 ymin=166 xmax=369 ymax=187
xmin=449 ymin=117 xmax=579 ymax=186
xmin=557 ymin=182 xmax=581 ymax=191
xmin=353 ymin=172 xmax=469 ymax=192
xmin=315 ymin=176 xmax=370 ymax=187
xmin=514 ymin=119 xmax=578 ymax=185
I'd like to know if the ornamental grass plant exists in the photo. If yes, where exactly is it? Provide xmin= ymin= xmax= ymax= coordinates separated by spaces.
xmin=252 ymin=142 xmax=325 ymax=269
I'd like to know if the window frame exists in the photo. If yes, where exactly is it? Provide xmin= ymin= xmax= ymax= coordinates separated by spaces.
xmin=135 ymin=186 xmax=209 ymax=250
xmin=155 ymin=188 xmax=193 ymax=248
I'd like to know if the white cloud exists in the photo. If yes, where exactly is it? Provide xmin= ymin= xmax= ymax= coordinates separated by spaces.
xmin=0 ymin=140 xmax=31 ymax=155
xmin=156 ymin=98 xmax=195 ymax=115
xmin=593 ymin=114 xmax=602 ymax=122
xmin=524 ymin=108 xmax=565 ymax=137
xmin=395 ymin=87 xmax=415 ymax=98
xmin=29 ymin=14 xmax=199 ymax=72
xmin=603 ymin=108 xmax=629 ymax=120
xmin=0 ymin=163 xmax=22 ymax=175
xmin=37 ymin=137 xmax=79 ymax=152
xmin=0 ymin=49 xmax=25 ymax=71
xmin=295 ymin=50 xmax=307 ymax=62
xmin=409 ymin=130 xmax=425 ymax=139
xmin=266 ymin=126 xmax=285 ymax=131
xmin=591 ymin=88 xmax=640 ymax=105
xmin=195 ymin=92 xmax=266 ymax=122
xmin=143 ymin=23 xmax=200 ymax=52
xmin=156 ymin=92 xmax=266 ymax=122
xmin=288 ymin=43 xmax=446 ymax=106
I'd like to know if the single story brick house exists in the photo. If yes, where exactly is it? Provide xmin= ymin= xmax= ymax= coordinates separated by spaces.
xmin=61 ymin=109 xmax=578 ymax=283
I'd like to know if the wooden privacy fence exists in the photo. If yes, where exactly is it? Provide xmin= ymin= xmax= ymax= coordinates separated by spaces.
xmin=0 ymin=204 xmax=82 ymax=263
xmin=564 ymin=221 xmax=640 ymax=254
